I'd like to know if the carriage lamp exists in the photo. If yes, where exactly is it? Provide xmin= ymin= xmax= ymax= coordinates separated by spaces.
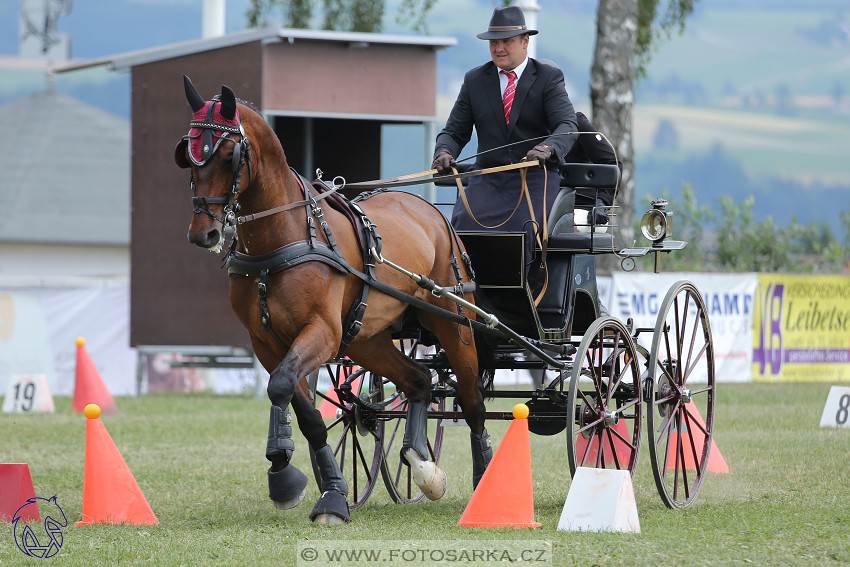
xmin=640 ymin=199 xmax=673 ymax=245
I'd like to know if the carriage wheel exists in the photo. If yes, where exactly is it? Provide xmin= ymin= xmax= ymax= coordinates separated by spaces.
xmin=645 ymin=281 xmax=716 ymax=509
xmin=307 ymin=363 xmax=384 ymax=509
xmin=379 ymin=337 xmax=445 ymax=504
xmin=567 ymin=316 xmax=642 ymax=477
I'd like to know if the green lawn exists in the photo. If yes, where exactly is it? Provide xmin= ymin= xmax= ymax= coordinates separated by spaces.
xmin=1 ymin=382 xmax=848 ymax=566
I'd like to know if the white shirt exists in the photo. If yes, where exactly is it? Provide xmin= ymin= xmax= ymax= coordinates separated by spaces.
xmin=498 ymin=57 xmax=529 ymax=97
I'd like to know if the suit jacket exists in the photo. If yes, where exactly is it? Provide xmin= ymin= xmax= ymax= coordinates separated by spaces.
xmin=435 ymin=58 xmax=578 ymax=169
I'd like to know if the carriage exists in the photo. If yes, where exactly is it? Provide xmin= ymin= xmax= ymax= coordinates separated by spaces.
xmin=305 ymin=161 xmax=715 ymax=512
xmin=177 ymin=78 xmax=715 ymax=523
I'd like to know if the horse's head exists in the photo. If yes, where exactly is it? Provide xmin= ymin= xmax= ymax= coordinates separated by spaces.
xmin=176 ymin=75 xmax=253 ymax=252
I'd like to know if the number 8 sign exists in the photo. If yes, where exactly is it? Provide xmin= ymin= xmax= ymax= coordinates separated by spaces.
xmin=820 ymin=386 xmax=850 ymax=429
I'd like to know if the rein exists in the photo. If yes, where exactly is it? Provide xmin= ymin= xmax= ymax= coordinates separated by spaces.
xmin=236 ymin=174 xmax=345 ymax=225
xmin=233 ymin=161 xmax=540 ymax=226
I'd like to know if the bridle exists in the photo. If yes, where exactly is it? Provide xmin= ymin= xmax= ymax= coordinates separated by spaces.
xmin=174 ymin=94 xmax=254 ymax=228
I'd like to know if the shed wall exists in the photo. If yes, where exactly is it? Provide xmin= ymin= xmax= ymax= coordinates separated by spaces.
xmin=130 ymin=42 xmax=262 ymax=348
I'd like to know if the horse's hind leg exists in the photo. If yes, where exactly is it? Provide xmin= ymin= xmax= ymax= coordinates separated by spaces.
xmin=426 ymin=316 xmax=493 ymax=489
xmin=348 ymin=334 xmax=447 ymax=501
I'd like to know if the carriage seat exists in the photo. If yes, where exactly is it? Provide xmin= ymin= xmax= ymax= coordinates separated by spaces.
xmin=545 ymin=163 xmax=619 ymax=253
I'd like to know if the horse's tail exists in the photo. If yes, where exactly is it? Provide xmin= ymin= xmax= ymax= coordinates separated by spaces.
xmin=474 ymin=330 xmax=497 ymax=398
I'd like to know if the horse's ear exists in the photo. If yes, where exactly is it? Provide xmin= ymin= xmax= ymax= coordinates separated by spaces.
xmin=183 ymin=75 xmax=205 ymax=112
xmin=220 ymin=85 xmax=237 ymax=120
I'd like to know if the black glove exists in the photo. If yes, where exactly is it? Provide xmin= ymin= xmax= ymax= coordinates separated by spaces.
xmin=431 ymin=149 xmax=456 ymax=174
xmin=524 ymin=144 xmax=554 ymax=165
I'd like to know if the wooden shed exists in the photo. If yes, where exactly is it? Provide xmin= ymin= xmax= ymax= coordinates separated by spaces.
xmin=61 ymin=27 xmax=455 ymax=353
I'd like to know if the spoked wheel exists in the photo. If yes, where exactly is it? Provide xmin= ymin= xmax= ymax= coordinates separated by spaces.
xmin=567 ymin=316 xmax=642 ymax=477
xmin=645 ymin=281 xmax=715 ymax=509
xmin=307 ymin=362 xmax=384 ymax=509
xmin=379 ymin=337 xmax=445 ymax=504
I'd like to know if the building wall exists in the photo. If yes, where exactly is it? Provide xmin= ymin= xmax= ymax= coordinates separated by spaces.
xmin=130 ymin=41 xmax=263 ymax=348
xmin=262 ymin=41 xmax=437 ymax=117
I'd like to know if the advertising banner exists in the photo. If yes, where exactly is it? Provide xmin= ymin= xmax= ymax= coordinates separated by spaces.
xmin=752 ymin=274 xmax=850 ymax=382
xmin=610 ymin=272 xmax=757 ymax=383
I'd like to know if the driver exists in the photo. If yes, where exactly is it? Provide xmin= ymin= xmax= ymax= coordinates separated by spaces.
xmin=432 ymin=5 xmax=578 ymax=276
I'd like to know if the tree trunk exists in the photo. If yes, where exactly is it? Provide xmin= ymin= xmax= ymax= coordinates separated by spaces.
xmin=591 ymin=0 xmax=637 ymax=270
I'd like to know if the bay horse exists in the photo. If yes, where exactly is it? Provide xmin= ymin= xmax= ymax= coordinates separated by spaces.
xmin=174 ymin=76 xmax=494 ymax=523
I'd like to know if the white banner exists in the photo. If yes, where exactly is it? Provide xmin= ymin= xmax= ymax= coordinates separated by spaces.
xmin=610 ymin=272 xmax=757 ymax=383
xmin=0 ymin=281 xmax=137 ymax=397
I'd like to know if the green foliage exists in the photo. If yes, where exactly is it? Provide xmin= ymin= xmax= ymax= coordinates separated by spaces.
xmin=645 ymin=186 xmax=850 ymax=274
xmin=245 ymin=0 xmax=435 ymax=32
xmin=636 ymin=0 xmax=699 ymax=79
xmin=715 ymin=195 xmax=790 ymax=272
xmin=246 ymin=0 xmax=312 ymax=28
xmin=397 ymin=0 xmax=440 ymax=33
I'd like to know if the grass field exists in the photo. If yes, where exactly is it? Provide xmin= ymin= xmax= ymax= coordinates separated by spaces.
xmin=1 ymin=382 xmax=848 ymax=566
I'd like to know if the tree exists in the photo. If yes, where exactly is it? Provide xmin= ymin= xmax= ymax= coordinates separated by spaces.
xmin=592 ymin=0 xmax=698 ymax=268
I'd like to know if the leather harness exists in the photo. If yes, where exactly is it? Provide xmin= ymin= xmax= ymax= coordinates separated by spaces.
xmin=225 ymin=170 xmax=381 ymax=358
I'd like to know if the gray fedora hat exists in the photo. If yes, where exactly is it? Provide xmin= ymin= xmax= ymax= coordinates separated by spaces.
xmin=476 ymin=6 xmax=538 ymax=40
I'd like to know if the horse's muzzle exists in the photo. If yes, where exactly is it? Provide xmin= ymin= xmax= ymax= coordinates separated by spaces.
xmin=187 ymin=226 xmax=222 ymax=250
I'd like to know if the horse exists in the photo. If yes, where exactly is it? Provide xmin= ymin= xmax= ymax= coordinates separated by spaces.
xmin=174 ymin=76 xmax=494 ymax=523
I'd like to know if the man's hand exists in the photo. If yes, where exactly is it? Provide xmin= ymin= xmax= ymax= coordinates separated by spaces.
xmin=431 ymin=149 xmax=456 ymax=174
xmin=524 ymin=144 xmax=553 ymax=165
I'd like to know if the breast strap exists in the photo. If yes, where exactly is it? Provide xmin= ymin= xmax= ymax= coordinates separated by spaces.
xmin=226 ymin=241 xmax=348 ymax=278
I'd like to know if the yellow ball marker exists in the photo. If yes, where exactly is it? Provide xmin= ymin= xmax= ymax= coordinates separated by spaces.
xmin=84 ymin=404 xmax=101 ymax=420
xmin=512 ymin=403 xmax=529 ymax=420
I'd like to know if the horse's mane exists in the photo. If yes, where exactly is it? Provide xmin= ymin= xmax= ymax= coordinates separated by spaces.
xmin=237 ymin=97 xmax=261 ymax=115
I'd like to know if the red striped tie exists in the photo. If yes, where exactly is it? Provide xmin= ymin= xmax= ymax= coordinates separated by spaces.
xmin=502 ymin=70 xmax=517 ymax=127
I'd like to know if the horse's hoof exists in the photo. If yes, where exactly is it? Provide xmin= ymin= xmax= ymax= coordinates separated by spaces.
xmin=404 ymin=449 xmax=447 ymax=501
xmin=272 ymin=488 xmax=306 ymax=510
xmin=309 ymin=490 xmax=350 ymax=524
xmin=312 ymin=513 xmax=346 ymax=525
xmin=268 ymin=464 xmax=309 ymax=509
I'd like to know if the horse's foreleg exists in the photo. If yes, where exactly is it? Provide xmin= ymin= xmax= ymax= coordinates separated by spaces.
xmin=265 ymin=403 xmax=308 ymax=509
xmin=290 ymin=380 xmax=350 ymax=524
xmin=264 ymin=342 xmax=325 ymax=511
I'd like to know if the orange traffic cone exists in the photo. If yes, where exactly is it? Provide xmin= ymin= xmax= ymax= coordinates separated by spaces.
xmin=72 ymin=337 xmax=118 ymax=415
xmin=75 ymin=404 xmax=157 ymax=526
xmin=317 ymin=368 xmax=362 ymax=419
xmin=0 ymin=463 xmax=39 ymax=522
xmin=575 ymin=419 xmax=632 ymax=467
xmin=458 ymin=404 xmax=541 ymax=528
xmin=665 ymin=401 xmax=729 ymax=473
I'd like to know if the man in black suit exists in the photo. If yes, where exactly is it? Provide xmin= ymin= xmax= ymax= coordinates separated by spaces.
xmin=432 ymin=5 xmax=579 ymax=271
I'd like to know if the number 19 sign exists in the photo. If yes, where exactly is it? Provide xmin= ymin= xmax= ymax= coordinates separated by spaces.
xmin=820 ymin=386 xmax=850 ymax=429
xmin=1 ymin=375 xmax=55 ymax=414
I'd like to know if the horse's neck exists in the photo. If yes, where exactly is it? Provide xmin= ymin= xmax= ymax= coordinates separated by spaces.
xmin=235 ymin=160 xmax=313 ymax=254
